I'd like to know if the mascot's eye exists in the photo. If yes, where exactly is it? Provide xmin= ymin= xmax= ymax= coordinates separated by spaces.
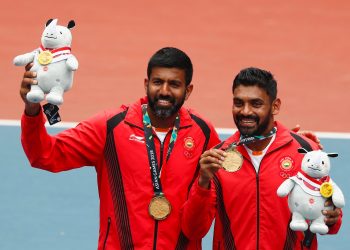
xmin=60 ymin=32 xmax=63 ymax=34
xmin=322 ymin=161 xmax=324 ymax=165
xmin=307 ymin=159 xmax=310 ymax=162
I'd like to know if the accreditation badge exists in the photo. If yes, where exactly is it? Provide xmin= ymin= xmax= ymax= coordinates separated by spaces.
xmin=222 ymin=147 xmax=243 ymax=172
xmin=38 ymin=51 xmax=53 ymax=65
xmin=320 ymin=182 xmax=333 ymax=198
xmin=148 ymin=195 xmax=172 ymax=220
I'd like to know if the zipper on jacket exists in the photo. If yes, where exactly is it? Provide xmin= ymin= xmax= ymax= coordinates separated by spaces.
xmin=248 ymin=139 xmax=295 ymax=250
xmin=247 ymin=155 xmax=261 ymax=250
xmin=153 ymin=220 xmax=159 ymax=250
xmin=152 ymin=136 xmax=165 ymax=250
xmin=103 ymin=217 xmax=111 ymax=250
xmin=256 ymin=173 xmax=260 ymax=250
xmin=159 ymin=135 xmax=164 ymax=171
xmin=253 ymin=144 xmax=287 ymax=250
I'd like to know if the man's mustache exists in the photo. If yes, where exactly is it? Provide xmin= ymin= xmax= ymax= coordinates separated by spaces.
xmin=236 ymin=115 xmax=259 ymax=123
xmin=155 ymin=95 xmax=175 ymax=104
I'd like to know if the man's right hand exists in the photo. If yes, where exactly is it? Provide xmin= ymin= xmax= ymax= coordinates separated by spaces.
xmin=198 ymin=149 xmax=226 ymax=189
xmin=20 ymin=63 xmax=41 ymax=116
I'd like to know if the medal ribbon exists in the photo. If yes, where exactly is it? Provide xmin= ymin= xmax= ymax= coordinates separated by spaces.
xmin=39 ymin=45 xmax=72 ymax=63
xmin=40 ymin=45 xmax=72 ymax=54
xmin=142 ymin=105 xmax=180 ymax=195
xmin=299 ymin=170 xmax=330 ymax=184
xmin=293 ymin=172 xmax=332 ymax=197
xmin=227 ymin=127 xmax=277 ymax=149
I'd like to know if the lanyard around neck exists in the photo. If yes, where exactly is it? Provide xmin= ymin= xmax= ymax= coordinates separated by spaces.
xmin=142 ymin=105 xmax=180 ymax=194
xmin=227 ymin=127 xmax=277 ymax=150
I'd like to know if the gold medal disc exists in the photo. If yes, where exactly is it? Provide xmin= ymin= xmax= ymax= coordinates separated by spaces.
xmin=320 ymin=182 xmax=333 ymax=198
xmin=149 ymin=195 xmax=171 ymax=220
xmin=38 ymin=51 xmax=53 ymax=65
xmin=222 ymin=148 xmax=243 ymax=172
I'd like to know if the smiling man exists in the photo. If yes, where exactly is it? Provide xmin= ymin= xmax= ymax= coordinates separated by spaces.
xmin=180 ymin=67 xmax=342 ymax=250
xmin=20 ymin=47 xmax=220 ymax=249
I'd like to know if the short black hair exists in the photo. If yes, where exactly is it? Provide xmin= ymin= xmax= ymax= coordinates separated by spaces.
xmin=147 ymin=47 xmax=193 ymax=86
xmin=232 ymin=67 xmax=277 ymax=101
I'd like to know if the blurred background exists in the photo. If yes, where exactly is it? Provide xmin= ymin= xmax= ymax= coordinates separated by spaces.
xmin=2 ymin=0 xmax=350 ymax=131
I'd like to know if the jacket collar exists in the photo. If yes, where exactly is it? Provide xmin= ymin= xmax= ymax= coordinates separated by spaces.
xmin=124 ymin=96 xmax=193 ymax=129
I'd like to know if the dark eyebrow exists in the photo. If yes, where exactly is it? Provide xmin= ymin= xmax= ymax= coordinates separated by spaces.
xmin=151 ymin=77 xmax=163 ymax=81
xmin=250 ymin=98 xmax=264 ymax=103
xmin=233 ymin=97 xmax=264 ymax=103
xmin=169 ymin=79 xmax=182 ymax=84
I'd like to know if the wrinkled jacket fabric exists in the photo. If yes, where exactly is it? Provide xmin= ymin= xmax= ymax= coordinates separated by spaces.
xmin=21 ymin=97 xmax=220 ymax=250
xmin=181 ymin=122 xmax=342 ymax=250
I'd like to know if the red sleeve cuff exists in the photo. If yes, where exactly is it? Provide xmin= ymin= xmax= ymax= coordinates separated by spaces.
xmin=21 ymin=107 xmax=45 ymax=127
xmin=190 ymin=178 xmax=215 ymax=199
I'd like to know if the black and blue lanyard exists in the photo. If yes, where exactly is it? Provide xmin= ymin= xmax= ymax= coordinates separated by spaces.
xmin=226 ymin=127 xmax=277 ymax=149
xmin=142 ymin=105 xmax=180 ymax=195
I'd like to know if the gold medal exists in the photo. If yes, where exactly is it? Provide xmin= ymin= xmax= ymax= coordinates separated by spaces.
xmin=222 ymin=148 xmax=243 ymax=172
xmin=38 ymin=51 xmax=53 ymax=65
xmin=148 ymin=195 xmax=171 ymax=220
xmin=320 ymin=182 xmax=333 ymax=198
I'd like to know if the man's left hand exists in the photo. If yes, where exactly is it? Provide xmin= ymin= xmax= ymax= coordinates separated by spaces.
xmin=323 ymin=199 xmax=341 ymax=226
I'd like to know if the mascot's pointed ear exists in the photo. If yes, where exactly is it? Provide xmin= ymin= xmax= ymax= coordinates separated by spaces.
xmin=298 ymin=148 xmax=308 ymax=154
xmin=327 ymin=153 xmax=338 ymax=158
xmin=67 ymin=20 xmax=75 ymax=29
xmin=46 ymin=19 xmax=54 ymax=27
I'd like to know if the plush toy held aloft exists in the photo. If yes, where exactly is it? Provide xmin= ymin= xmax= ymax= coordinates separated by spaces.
xmin=277 ymin=148 xmax=345 ymax=234
xmin=13 ymin=18 xmax=78 ymax=106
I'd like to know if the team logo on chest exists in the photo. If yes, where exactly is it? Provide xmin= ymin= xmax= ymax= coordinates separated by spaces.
xmin=183 ymin=137 xmax=195 ymax=158
xmin=279 ymin=156 xmax=295 ymax=179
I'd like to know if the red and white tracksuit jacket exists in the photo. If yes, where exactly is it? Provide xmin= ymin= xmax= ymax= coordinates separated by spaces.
xmin=21 ymin=97 xmax=220 ymax=250
xmin=180 ymin=122 xmax=342 ymax=250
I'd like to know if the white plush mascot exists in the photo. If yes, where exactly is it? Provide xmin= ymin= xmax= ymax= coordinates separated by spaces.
xmin=13 ymin=18 xmax=78 ymax=106
xmin=277 ymin=148 xmax=345 ymax=234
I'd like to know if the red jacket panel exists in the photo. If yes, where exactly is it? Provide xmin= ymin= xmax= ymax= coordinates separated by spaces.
xmin=181 ymin=122 xmax=342 ymax=250
xmin=21 ymin=97 xmax=220 ymax=250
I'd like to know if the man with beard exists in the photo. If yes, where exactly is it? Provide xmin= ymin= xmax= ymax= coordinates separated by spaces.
xmin=180 ymin=67 xmax=342 ymax=249
xmin=19 ymin=47 xmax=220 ymax=249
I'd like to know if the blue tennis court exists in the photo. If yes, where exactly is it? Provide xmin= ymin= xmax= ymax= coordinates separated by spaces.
xmin=1 ymin=123 xmax=348 ymax=250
